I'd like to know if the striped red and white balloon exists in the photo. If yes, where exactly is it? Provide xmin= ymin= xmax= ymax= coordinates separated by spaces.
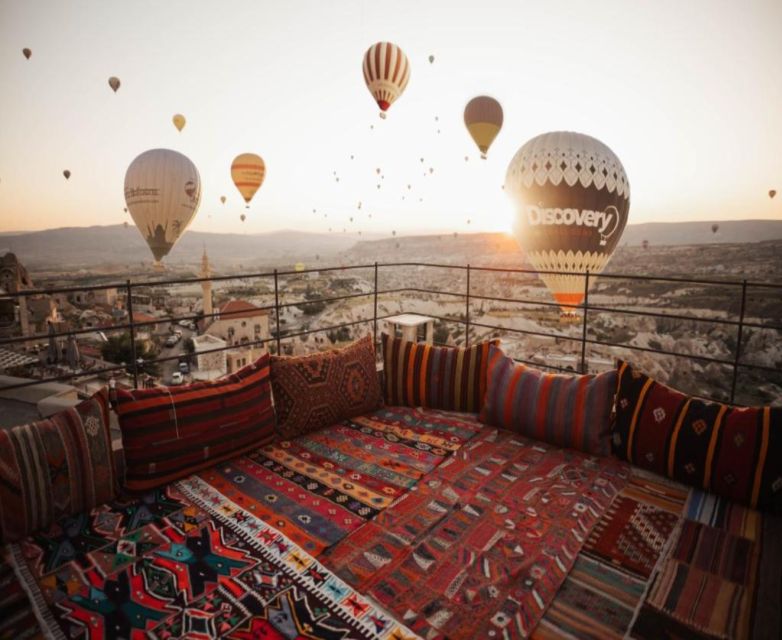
xmin=231 ymin=153 xmax=266 ymax=208
xmin=362 ymin=42 xmax=411 ymax=118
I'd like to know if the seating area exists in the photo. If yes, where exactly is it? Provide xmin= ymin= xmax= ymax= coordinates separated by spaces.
xmin=0 ymin=333 xmax=779 ymax=639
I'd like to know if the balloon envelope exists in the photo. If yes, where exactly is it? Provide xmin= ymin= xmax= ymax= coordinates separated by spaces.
xmin=294 ymin=262 xmax=305 ymax=272
xmin=770 ymin=190 xmax=777 ymax=199
xmin=712 ymin=224 xmax=719 ymax=234
xmin=124 ymin=148 xmax=201 ymax=265
xmin=506 ymin=131 xmax=630 ymax=314
xmin=172 ymin=114 xmax=186 ymax=132
xmin=220 ymin=196 xmax=226 ymax=204
xmin=362 ymin=42 xmax=410 ymax=116
xmin=22 ymin=48 xmax=31 ymax=59
xmin=63 ymin=170 xmax=71 ymax=179
xmin=464 ymin=96 xmax=503 ymax=159
xmin=108 ymin=76 xmax=120 ymax=92
xmin=231 ymin=153 xmax=266 ymax=205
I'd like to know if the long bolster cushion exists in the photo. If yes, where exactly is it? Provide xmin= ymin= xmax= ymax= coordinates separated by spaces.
xmin=480 ymin=344 xmax=617 ymax=455
xmin=611 ymin=359 xmax=782 ymax=511
xmin=115 ymin=353 xmax=274 ymax=493
xmin=0 ymin=388 xmax=117 ymax=543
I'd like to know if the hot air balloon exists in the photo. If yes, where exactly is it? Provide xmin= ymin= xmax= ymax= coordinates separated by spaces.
xmin=231 ymin=153 xmax=265 ymax=208
xmin=642 ymin=239 xmax=649 ymax=250
xmin=108 ymin=76 xmax=120 ymax=93
xmin=22 ymin=48 xmax=31 ymax=59
xmin=363 ymin=42 xmax=410 ymax=118
xmin=770 ymin=190 xmax=777 ymax=199
xmin=506 ymin=131 xmax=630 ymax=317
xmin=376 ymin=168 xmax=381 ymax=175
xmin=428 ymin=55 xmax=435 ymax=64
xmin=464 ymin=96 xmax=503 ymax=159
xmin=240 ymin=213 xmax=246 ymax=222
xmin=123 ymin=221 xmax=129 ymax=229
xmin=172 ymin=114 xmax=186 ymax=132
xmin=123 ymin=207 xmax=128 ymax=213
xmin=124 ymin=149 xmax=201 ymax=269
xmin=295 ymin=262 xmax=305 ymax=272
xmin=220 ymin=196 xmax=226 ymax=204
xmin=63 ymin=170 xmax=71 ymax=180
xmin=711 ymin=224 xmax=719 ymax=234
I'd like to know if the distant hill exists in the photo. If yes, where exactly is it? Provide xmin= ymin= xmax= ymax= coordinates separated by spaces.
xmin=0 ymin=219 xmax=779 ymax=270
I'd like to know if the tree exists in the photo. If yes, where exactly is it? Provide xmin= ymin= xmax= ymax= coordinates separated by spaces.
xmin=101 ymin=332 xmax=160 ymax=376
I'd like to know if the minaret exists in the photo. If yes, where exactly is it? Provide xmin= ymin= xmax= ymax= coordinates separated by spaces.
xmin=200 ymin=246 xmax=213 ymax=322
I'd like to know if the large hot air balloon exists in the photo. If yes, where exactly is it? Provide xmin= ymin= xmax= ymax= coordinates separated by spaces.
xmin=172 ymin=114 xmax=186 ymax=132
xmin=22 ymin=48 xmax=31 ymax=59
xmin=63 ymin=170 xmax=71 ymax=180
xmin=770 ymin=190 xmax=777 ymax=199
xmin=464 ymin=96 xmax=503 ymax=159
xmin=108 ymin=77 xmax=120 ymax=93
xmin=506 ymin=131 xmax=630 ymax=317
xmin=362 ymin=42 xmax=410 ymax=118
xmin=231 ymin=153 xmax=265 ymax=208
xmin=124 ymin=148 xmax=201 ymax=268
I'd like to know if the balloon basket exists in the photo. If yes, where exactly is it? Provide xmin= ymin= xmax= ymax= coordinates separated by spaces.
xmin=559 ymin=312 xmax=581 ymax=324
xmin=379 ymin=112 xmax=387 ymax=119
xmin=481 ymin=153 xmax=487 ymax=160
xmin=152 ymin=260 xmax=165 ymax=273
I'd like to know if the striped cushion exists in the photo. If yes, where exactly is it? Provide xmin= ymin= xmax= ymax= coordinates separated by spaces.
xmin=116 ymin=353 xmax=274 ymax=492
xmin=0 ymin=389 xmax=117 ymax=542
xmin=612 ymin=360 xmax=782 ymax=511
xmin=480 ymin=345 xmax=617 ymax=455
xmin=381 ymin=333 xmax=498 ymax=413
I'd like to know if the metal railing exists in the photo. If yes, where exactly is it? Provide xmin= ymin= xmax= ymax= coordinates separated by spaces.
xmin=0 ymin=262 xmax=779 ymax=405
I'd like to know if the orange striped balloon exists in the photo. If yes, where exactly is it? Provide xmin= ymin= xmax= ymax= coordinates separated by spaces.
xmin=362 ymin=42 xmax=411 ymax=118
xmin=231 ymin=153 xmax=266 ymax=206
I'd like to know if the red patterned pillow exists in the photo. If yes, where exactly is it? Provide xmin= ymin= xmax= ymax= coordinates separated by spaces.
xmin=381 ymin=333 xmax=498 ymax=413
xmin=480 ymin=345 xmax=617 ymax=455
xmin=612 ymin=360 xmax=782 ymax=511
xmin=270 ymin=335 xmax=382 ymax=439
xmin=0 ymin=389 xmax=117 ymax=542
xmin=115 ymin=353 xmax=274 ymax=492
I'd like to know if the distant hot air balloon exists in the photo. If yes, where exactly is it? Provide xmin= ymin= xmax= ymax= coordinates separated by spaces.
xmin=108 ymin=76 xmax=120 ymax=93
xmin=240 ymin=213 xmax=246 ymax=222
xmin=63 ymin=170 xmax=71 ymax=180
xmin=464 ymin=96 xmax=503 ymax=159
xmin=124 ymin=148 xmax=201 ymax=269
xmin=376 ymin=168 xmax=381 ymax=175
xmin=428 ymin=55 xmax=435 ymax=64
xmin=642 ymin=239 xmax=649 ymax=250
xmin=123 ymin=221 xmax=129 ymax=229
xmin=295 ymin=262 xmax=305 ymax=272
xmin=22 ymin=48 xmax=31 ymax=59
xmin=770 ymin=190 xmax=777 ymax=199
xmin=363 ymin=42 xmax=410 ymax=118
xmin=123 ymin=207 xmax=128 ymax=213
xmin=392 ymin=230 xmax=396 ymax=236
xmin=711 ymin=224 xmax=719 ymax=234
xmin=506 ymin=131 xmax=630 ymax=316
xmin=172 ymin=114 xmax=186 ymax=132
xmin=231 ymin=153 xmax=265 ymax=208
xmin=220 ymin=196 xmax=226 ymax=204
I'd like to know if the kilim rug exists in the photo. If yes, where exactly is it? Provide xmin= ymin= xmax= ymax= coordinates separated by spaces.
xmin=1 ymin=481 xmax=421 ymax=640
xmin=197 ymin=407 xmax=483 ymax=556
xmin=322 ymin=428 xmax=630 ymax=639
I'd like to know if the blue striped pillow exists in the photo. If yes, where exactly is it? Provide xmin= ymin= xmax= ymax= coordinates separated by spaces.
xmin=479 ymin=345 xmax=617 ymax=455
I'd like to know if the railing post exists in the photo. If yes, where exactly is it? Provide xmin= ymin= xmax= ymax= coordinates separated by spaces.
xmin=465 ymin=264 xmax=471 ymax=347
xmin=373 ymin=262 xmax=379 ymax=347
xmin=729 ymin=280 xmax=747 ymax=404
xmin=580 ymin=271 xmax=590 ymax=374
xmin=273 ymin=269 xmax=281 ymax=356
xmin=126 ymin=279 xmax=139 ymax=389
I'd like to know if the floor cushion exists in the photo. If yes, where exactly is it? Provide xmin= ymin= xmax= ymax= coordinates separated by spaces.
xmin=480 ymin=344 xmax=617 ymax=455
xmin=381 ymin=332 xmax=498 ymax=413
xmin=0 ymin=388 xmax=116 ymax=543
xmin=270 ymin=334 xmax=382 ymax=439
xmin=611 ymin=359 xmax=782 ymax=511
xmin=115 ymin=353 xmax=274 ymax=492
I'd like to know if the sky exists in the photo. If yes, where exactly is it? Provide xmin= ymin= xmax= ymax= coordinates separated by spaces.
xmin=0 ymin=0 xmax=780 ymax=237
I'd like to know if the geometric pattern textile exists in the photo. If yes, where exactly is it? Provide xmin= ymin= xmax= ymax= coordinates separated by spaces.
xmin=0 ymin=388 xmax=117 ymax=543
xmin=481 ymin=345 xmax=617 ymax=455
xmin=196 ymin=406 xmax=484 ymax=556
xmin=323 ymin=428 xmax=630 ymax=639
xmin=611 ymin=360 xmax=782 ymax=511
xmin=115 ymin=354 xmax=275 ymax=493
xmin=271 ymin=335 xmax=383 ymax=440
xmin=381 ymin=333 xmax=498 ymax=413
xmin=2 ymin=481 xmax=420 ymax=640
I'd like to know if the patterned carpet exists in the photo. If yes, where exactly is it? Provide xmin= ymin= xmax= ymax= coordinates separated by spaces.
xmin=197 ymin=407 xmax=483 ymax=556
xmin=322 ymin=428 xmax=630 ymax=639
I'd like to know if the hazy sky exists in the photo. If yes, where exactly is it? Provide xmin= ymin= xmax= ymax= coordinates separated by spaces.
xmin=1 ymin=0 xmax=780 ymax=237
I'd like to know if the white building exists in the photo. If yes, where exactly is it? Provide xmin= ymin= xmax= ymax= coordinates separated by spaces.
xmin=192 ymin=334 xmax=227 ymax=380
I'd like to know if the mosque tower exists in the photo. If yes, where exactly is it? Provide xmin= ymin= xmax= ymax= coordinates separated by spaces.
xmin=200 ymin=246 xmax=213 ymax=321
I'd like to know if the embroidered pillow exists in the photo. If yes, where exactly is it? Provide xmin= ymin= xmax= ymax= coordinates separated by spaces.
xmin=612 ymin=360 xmax=782 ymax=511
xmin=381 ymin=333 xmax=498 ymax=414
xmin=115 ymin=353 xmax=274 ymax=492
xmin=0 ymin=388 xmax=117 ymax=542
xmin=480 ymin=345 xmax=617 ymax=455
xmin=270 ymin=335 xmax=382 ymax=440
